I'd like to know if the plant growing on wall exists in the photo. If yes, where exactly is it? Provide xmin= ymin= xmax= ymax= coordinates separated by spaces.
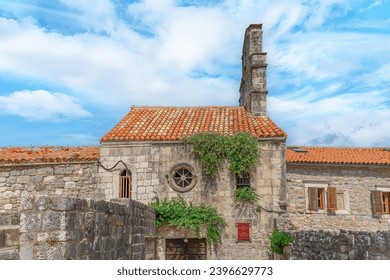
xmin=225 ymin=132 xmax=259 ymax=176
xmin=184 ymin=132 xmax=259 ymax=177
xmin=150 ymin=196 xmax=226 ymax=246
xmin=269 ymin=230 xmax=292 ymax=255
xmin=234 ymin=186 xmax=259 ymax=203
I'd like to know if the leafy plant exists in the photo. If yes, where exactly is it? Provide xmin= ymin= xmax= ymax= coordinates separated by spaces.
xmin=184 ymin=132 xmax=259 ymax=177
xmin=150 ymin=196 xmax=226 ymax=246
xmin=183 ymin=132 xmax=228 ymax=177
xmin=270 ymin=230 xmax=292 ymax=255
xmin=234 ymin=186 xmax=259 ymax=202
xmin=226 ymin=132 xmax=259 ymax=176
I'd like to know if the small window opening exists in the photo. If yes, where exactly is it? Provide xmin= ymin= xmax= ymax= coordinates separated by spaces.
xmin=236 ymin=172 xmax=251 ymax=189
xmin=383 ymin=192 xmax=390 ymax=214
xmin=120 ymin=169 xmax=131 ymax=198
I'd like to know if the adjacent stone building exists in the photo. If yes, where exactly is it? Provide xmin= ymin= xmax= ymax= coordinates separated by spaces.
xmin=0 ymin=146 xmax=101 ymax=216
xmin=281 ymin=147 xmax=390 ymax=259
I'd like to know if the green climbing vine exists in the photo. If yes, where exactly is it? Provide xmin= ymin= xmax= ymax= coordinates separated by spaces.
xmin=234 ymin=186 xmax=259 ymax=203
xmin=269 ymin=230 xmax=292 ymax=254
xmin=184 ymin=132 xmax=259 ymax=177
xmin=150 ymin=196 xmax=226 ymax=246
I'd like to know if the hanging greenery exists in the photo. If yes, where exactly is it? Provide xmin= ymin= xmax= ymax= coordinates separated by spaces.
xmin=150 ymin=196 xmax=226 ymax=246
xmin=269 ymin=230 xmax=292 ymax=255
xmin=184 ymin=132 xmax=259 ymax=177
xmin=234 ymin=186 xmax=259 ymax=203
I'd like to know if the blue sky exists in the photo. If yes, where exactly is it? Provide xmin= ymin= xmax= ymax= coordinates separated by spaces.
xmin=0 ymin=0 xmax=389 ymax=147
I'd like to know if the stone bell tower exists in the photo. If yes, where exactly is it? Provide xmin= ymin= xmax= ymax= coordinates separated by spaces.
xmin=239 ymin=24 xmax=268 ymax=116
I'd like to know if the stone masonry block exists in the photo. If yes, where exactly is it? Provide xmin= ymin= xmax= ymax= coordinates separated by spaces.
xmin=20 ymin=212 xmax=41 ymax=233
xmin=35 ymin=195 xmax=49 ymax=211
xmin=49 ymin=197 xmax=76 ymax=211
xmin=42 ymin=211 xmax=66 ymax=231
xmin=20 ymin=196 xmax=33 ymax=213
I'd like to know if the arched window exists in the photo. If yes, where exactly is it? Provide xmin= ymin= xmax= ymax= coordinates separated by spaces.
xmin=119 ymin=169 xmax=131 ymax=198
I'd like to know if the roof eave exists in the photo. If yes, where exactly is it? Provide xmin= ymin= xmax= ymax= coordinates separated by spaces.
xmin=286 ymin=162 xmax=389 ymax=168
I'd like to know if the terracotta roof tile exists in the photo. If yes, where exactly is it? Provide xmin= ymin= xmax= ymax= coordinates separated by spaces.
xmin=100 ymin=106 xmax=287 ymax=142
xmin=286 ymin=147 xmax=390 ymax=165
xmin=0 ymin=146 xmax=100 ymax=164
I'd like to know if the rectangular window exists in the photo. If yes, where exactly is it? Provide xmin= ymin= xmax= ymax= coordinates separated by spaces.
xmin=236 ymin=173 xmax=250 ymax=188
xmin=337 ymin=192 xmax=345 ymax=210
xmin=372 ymin=191 xmax=390 ymax=215
xmin=308 ymin=185 xmax=338 ymax=211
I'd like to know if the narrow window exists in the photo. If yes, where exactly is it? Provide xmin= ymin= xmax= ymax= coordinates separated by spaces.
xmin=119 ymin=170 xmax=131 ymax=198
xmin=384 ymin=192 xmax=390 ymax=214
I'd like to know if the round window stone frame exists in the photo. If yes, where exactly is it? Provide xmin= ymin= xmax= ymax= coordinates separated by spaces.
xmin=168 ymin=163 xmax=197 ymax=193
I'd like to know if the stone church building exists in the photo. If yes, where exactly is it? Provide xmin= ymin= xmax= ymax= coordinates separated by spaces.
xmin=0 ymin=24 xmax=389 ymax=260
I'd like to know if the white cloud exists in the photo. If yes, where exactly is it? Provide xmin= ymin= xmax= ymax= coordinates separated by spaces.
xmin=58 ymin=0 xmax=119 ymax=34
xmin=0 ymin=0 xmax=389 ymax=147
xmin=363 ymin=0 xmax=382 ymax=11
xmin=0 ymin=90 xmax=91 ymax=121
xmin=269 ymin=88 xmax=390 ymax=147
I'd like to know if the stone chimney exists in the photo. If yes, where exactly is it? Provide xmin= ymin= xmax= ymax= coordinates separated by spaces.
xmin=239 ymin=24 xmax=268 ymax=116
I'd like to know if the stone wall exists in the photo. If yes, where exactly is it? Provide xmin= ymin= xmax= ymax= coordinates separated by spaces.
xmin=100 ymin=140 xmax=286 ymax=259
xmin=288 ymin=230 xmax=390 ymax=260
xmin=18 ymin=195 xmax=156 ymax=260
xmin=0 ymin=211 xmax=21 ymax=259
xmin=0 ymin=162 xmax=101 ymax=215
xmin=285 ymin=164 xmax=390 ymax=231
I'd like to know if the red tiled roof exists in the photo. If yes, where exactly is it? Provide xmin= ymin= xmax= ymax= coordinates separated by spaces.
xmin=100 ymin=106 xmax=287 ymax=142
xmin=0 ymin=146 xmax=100 ymax=164
xmin=286 ymin=147 xmax=390 ymax=165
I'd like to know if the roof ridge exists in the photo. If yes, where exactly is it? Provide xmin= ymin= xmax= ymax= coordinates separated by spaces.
xmin=131 ymin=105 xmax=244 ymax=109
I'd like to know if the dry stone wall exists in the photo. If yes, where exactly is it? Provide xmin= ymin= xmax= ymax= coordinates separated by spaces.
xmin=0 ymin=162 xmax=101 ymax=215
xmin=288 ymin=230 xmax=390 ymax=260
xmin=19 ymin=195 xmax=156 ymax=260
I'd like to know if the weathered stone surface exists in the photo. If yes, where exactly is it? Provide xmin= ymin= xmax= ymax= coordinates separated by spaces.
xmin=0 ymin=163 xmax=100 ymax=215
xmin=0 ymin=248 xmax=19 ymax=260
xmin=16 ymin=195 xmax=155 ymax=260
xmin=100 ymin=137 xmax=285 ymax=260
xmin=49 ymin=197 xmax=75 ymax=211
xmin=289 ymin=230 xmax=390 ymax=260
xmin=285 ymin=164 xmax=390 ymax=232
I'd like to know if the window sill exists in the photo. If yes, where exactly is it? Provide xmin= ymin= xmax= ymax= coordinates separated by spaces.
xmin=335 ymin=210 xmax=349 ymax=215
xmin=378 ymin=214 xmax=390 ymax=219
xmin=306 ymin=209 xmax=349 ymax=215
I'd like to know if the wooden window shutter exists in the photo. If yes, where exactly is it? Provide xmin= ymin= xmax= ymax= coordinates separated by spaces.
xmin=371 ymin=190 xmax=384 ymax=214
xmin=327 ymin=186 xmax=337 ymax=211
xmin=308 ymin=188 xmax=318 ymax=211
